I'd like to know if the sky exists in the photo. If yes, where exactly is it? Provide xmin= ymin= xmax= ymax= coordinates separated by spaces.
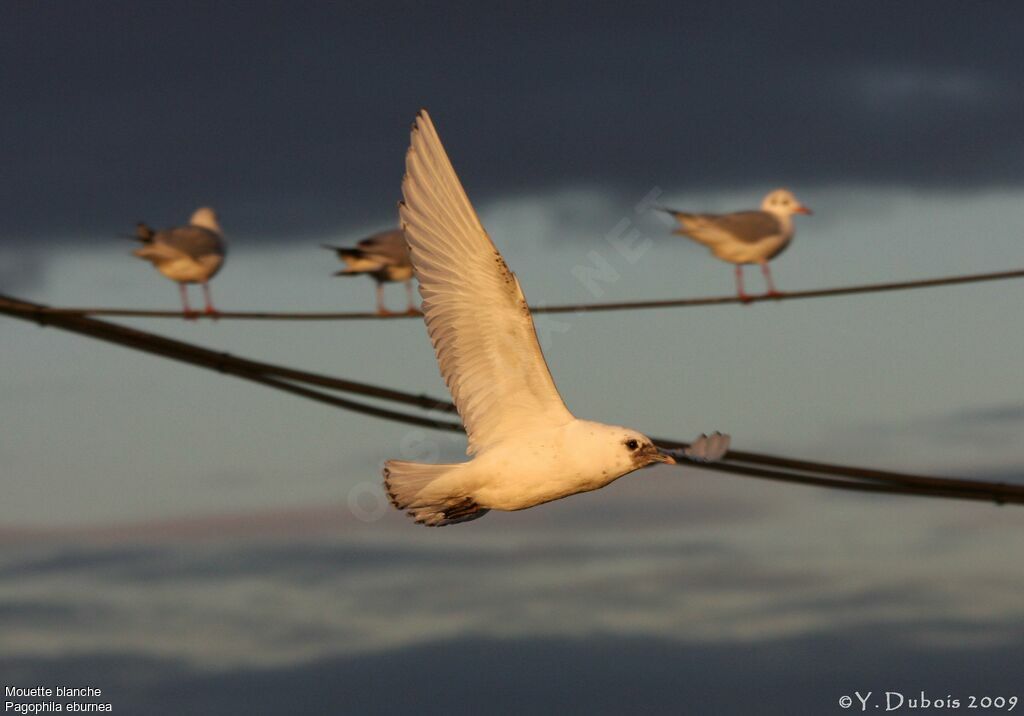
xmin=2 ymin=2 xmax=1024 ymax=714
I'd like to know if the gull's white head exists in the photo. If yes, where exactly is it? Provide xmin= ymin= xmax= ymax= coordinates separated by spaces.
xmin=761 ymin=189 xmax=812 ymax=217
xmin=189 ymin=207 xmax=222 ymax=234
xmin=576 ymin=422 xmax=676 ymax=478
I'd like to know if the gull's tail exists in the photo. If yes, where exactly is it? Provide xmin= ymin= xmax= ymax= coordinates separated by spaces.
xmin=383 ymin=460 xmax=488 ymax=527
xmin=654 ymin=205 xmax=693 ymax=220
xmin=655 ymin=206 xmax=700 ymax=236
xmin=655 ymin=207 xmax=722 ymax=247
xmin=322 ymin=245 xmax=382 ymax=276
xmin=130 ymin=222 xmax=174 ymax=264
xmin=132 ymin=222 xmax=155 ymax=243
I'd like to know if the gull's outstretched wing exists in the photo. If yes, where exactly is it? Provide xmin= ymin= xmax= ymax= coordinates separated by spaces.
xmin=400 ymin=110 xmax=574 ymax=454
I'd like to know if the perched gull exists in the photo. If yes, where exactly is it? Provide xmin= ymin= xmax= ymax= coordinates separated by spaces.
xmin=385 ymin=110 xmax=708 ymax=527
xmin=323 ymin=229 xmax=417 ymax=314
xmin=132 ymin=207 xmax=226 ymax=316
xmin=659 ymin=189 xmax=811 ymax=300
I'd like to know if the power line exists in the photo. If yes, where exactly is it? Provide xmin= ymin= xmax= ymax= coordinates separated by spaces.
xmin=24 ymin=267 xmax=1024 ymax=320
xmin=2 ymin=292 xmax=1022 ymax=506
xmin=0 ymin=294 xmax=462 ymax=426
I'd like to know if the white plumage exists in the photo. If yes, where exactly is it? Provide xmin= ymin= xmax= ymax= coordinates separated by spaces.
xmin=384 ymin=110 xmax=676 ymax=527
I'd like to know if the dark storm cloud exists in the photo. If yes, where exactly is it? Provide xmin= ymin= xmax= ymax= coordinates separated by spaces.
xmin=5 ymin=521 xmax=1021 ymax=666
xmin=1 ymin=1 xmax=1022 ymax=242
xmin=4 ymin=522 xmax=1023 ymax=713
xmin=5 ymin=632 xmax=1024 ymax=715
xmin=0 ymin=601 xmax=101 ymax=627
xmin=0 ymin=534 xmax=727 ymax=585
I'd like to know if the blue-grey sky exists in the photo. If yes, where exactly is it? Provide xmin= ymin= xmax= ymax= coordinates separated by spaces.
xmin=2 ymin=2 xmax=1023 ymax=713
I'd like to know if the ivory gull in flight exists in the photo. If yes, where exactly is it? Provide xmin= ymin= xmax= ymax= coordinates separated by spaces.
xmin=323 ymin=229 xmax=417 ymax=314
xmin=132 ymin=206 xmax=226 ymax=316
xmin=660 ymin=189 xmax=811 ymax=300
xmin=384 ymin=110 xmax=727 ymax=526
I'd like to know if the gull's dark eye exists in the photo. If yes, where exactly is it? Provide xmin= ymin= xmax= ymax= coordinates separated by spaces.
xmin=626 ymin=439 xmax=639 ymax=451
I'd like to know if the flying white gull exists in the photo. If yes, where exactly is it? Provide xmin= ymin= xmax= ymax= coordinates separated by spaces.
xmin=323 ymin=229 xmax=417 ymax=314
xmin=385 ymin=110 xmax=724 ymax=527
xmin=132 ymin=207 xmax=226 ymax=316
xmin=659 ymin=189 xmax=811 ymax=300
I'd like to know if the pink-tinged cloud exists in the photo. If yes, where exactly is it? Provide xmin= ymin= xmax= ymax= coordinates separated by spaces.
xmin=0 ymin=503 xmax=375 ymax=545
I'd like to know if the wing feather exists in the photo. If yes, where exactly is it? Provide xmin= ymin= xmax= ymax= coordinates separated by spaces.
xmin=708 ymin=211 xmax=782 ymax=243
xmin=399 ymin=110 xmax=573 ymax=455
xmin=356 ymin=230 xmax=410 ymax=266
xmin=673 ymin=210 xmax=781 ymax=244
xmin=157 ymin=226 xmax=225 ymax=260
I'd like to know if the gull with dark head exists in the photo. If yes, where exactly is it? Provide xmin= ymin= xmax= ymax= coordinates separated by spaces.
xmin=384 ymin=110 xmax=680 ymax=526
xmin=659 ymin=189 xmax=811 ymax=300
xmin=323 ymin=229 xmax=416 ymax=314
xmin=132 ymin=206 xmax=226 ymax=316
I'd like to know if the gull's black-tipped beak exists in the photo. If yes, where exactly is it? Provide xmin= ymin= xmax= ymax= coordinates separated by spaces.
xmin=642 ymin=445 xmax=675 ymax=465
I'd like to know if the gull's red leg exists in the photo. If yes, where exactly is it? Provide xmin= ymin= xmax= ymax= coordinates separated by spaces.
xmin=761 ymin=262 xmax=780 ymax=297
xmin=179 ymin=283 xmax=196 ymax=320
xmin=376 ymin=282 xmax=391 ymax=315
xmin=735 ymin=265 xmax=751 ymax=303
xmin=202 ymin=282 xmax=219 ymax=317
xmin=405 ymin=280 xmax=419 ymax=314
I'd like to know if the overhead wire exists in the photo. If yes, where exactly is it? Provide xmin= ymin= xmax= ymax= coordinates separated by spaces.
xmin=3 ymin=292 xmax=1021 ymax=506
xmin=21 ymin=267 xmax=1024 ymax=320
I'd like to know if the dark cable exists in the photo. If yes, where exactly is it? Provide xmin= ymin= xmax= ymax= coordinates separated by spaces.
xmin=2 ymin=292 xmax=1021 ymax=506
xmin=24 ymin=267 xmax=1024 ymax=320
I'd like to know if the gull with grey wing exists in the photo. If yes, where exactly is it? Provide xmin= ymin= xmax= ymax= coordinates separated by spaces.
xmin=131 ymin=206 xmax=226 ymax=316
xmin=660 ymin=189 xmax=811 ymax=300
xmin=323 ymin=229 xmax=417 ymax=314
